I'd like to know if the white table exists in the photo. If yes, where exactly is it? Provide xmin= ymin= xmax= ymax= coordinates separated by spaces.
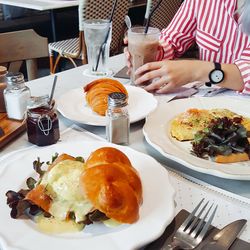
xmin=2 ymin=53 xmax=250 ymax=198
xmin=1 ymin=53 xmax=250 ymax=200
xmin=0 ymin=0 xmax=146 ymax=41
xmin=1 ymin=53 xmax=250 ymax=246
xmin=0 ymin=0 xmax=78 ymax=11
xmin=0 ymin=0 xmax=78 ymax=41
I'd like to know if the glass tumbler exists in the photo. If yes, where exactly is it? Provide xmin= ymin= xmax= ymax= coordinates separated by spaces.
xmin=128 ymin=27 xmax=160 ymax=85
xmin=83 ymin=19 xmax=112 ymax=76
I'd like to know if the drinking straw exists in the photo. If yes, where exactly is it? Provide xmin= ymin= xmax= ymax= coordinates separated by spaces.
xmin=144 ymin=0 xmax=152 ymax=26
xmin=144 ymin=0 xmax=163 ymax=34
xmin=49 ymin=75 xmax=58 ymax=105
xmin=94 ymin=0 xmax=118 ymax=72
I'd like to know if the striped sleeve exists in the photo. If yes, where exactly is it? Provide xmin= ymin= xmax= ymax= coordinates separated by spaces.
xmin=235 ymin=60 xmax=250 ymax=94
xmin=158 ymin=0 xmax=197 ymax=60
xmin=234 ymin=47 xmax=250 ymax=94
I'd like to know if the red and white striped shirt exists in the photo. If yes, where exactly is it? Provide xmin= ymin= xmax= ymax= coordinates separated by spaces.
xmin=158 ymin=0 xmax=250 ymax=94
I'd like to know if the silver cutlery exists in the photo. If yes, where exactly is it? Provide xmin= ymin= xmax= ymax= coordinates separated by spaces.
xmin=201 ymin=219 xmax=247 ymax=250
xmin=161 ymin=198 xmax=218 ymax=250
xmin=202 ymin=87 xmax=228 ymax=97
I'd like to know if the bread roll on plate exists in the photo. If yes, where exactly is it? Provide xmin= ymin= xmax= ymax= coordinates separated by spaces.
xmin=85 ymin=147 xmax=132 ymax=168
xmin=84 ymin=78 xmax=128 ymax=116
xmin=81 ymin=147 xmax=143 ymax=223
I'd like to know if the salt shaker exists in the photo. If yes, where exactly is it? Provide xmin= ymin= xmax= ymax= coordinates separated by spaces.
xmin=0 ymin=66 xmax=7 ymax=112
xmin=106 ymin=92 xmax=130 ymax=145
xmin=3 ymin=72 xmax=31 ymax=120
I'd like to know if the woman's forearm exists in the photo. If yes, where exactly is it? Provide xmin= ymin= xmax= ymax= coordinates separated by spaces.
xmin=134 ymin=59 xmax=245 ymax=93
xmin=193 ymin=61 xmax=244 ymax=91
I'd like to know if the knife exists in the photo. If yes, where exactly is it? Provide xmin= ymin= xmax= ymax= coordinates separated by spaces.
xmin=201 ymin=219 xmax=247 ymax=250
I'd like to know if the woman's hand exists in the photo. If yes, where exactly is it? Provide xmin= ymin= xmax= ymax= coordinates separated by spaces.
xmin=135 ymin=59 xmax=206 ymax=93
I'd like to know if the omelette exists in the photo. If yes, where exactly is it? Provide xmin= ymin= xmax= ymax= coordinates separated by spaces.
xmin=170 ymin=108 xmax=250 ymax=141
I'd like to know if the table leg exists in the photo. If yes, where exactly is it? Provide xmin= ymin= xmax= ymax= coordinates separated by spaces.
xmin=50 ymin=9 xmax=57 ymax=42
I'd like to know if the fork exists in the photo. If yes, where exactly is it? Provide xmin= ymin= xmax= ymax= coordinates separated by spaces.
xmin=161 ymin=198 xmax=218 ymax=250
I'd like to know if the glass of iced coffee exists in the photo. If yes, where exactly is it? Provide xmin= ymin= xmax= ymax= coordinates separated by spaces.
xmin=128 ymin=27 xmax=160 ymax=85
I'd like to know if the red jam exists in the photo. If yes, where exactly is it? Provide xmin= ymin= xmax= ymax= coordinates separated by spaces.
xmin=26 ymin=100 xmax=60 ymax=146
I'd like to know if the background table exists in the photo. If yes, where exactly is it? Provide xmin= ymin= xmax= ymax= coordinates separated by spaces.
xmin=0 ymin=0 xmax=147 ymax=41
xmin=0 ymin=0 xmax=78 ymax=41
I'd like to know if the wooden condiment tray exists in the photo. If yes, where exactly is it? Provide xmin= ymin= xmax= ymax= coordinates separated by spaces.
xmin=0 ymin=113 xmax=26 ymax=149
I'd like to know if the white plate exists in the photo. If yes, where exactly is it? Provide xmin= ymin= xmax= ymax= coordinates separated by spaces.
xmin=57 ymin=85 xmax=157 ymax=126
xmin=0 ymin=141 xmax=175 ymax=250
xmin=143 ymin=97 xmax=250 ymax=180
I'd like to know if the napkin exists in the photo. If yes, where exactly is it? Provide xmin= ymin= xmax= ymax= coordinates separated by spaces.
xmin=113 ymin=66 xmax=130 ymax=79
xmin=144 ymin=210 xmax=250 ymax=250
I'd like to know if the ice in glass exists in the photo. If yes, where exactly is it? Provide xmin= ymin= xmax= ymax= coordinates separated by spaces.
xmin=83 ymin=19 xmax=112 ymax=76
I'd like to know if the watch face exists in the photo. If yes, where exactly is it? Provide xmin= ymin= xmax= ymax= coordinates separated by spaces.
xmin=210 ymin=69 xmax=224 ymax=83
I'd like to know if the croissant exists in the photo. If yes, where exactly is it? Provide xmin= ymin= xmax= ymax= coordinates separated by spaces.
xmin=84 ymin=78 xmax=128 ymax=116
xmin=85 ymin=147 xmax=132 ymax=168
xmin=81 ymin=147 xmax=143 ymax=223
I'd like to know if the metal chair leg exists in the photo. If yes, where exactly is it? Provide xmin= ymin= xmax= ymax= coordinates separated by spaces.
xmin=49 ymin=53 xmax=54 ymax=74
xmin=67 ymin=57 xmax=78 ymax=68
xmin=52 ymin=54 xmax=62 ymax=74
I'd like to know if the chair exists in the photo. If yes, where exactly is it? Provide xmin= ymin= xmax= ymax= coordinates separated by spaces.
xmin=149 ymin=0 xmax=183 ymax=31
xmin=49 ymin=0 xmax=130 ymax=74
xmin=0 ymin=29 xmax=48 ymax=80
xmin=150 ymin=0 xmax=198 ymax=58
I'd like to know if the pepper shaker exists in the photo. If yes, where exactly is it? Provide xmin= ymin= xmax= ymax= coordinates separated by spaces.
xmin=106 ymin=92 xmax=130 ymax=145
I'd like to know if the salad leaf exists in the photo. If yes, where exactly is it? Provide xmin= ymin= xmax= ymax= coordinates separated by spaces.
xmin=33 ymin=157 xmax=45 ymax=178
xmin=191 ymin=117 xmax=250 ymax=159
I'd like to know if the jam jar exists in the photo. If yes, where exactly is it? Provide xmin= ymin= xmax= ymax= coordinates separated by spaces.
xmin=26 ymin=96 xmax=60 ymax=146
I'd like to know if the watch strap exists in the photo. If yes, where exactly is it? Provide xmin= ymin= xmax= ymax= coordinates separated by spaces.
xmin=205 ymin=82 xmax=212 ymax=87
xmin=205 ymin=62 xmax=223 ymax=87
xmin=214 ymin=62 xmax=221 ymax=70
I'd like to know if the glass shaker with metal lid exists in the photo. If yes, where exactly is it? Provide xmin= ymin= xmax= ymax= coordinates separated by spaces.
xmin=3 ymin=72 xmax=30 ymax=120
xmin=106 ymin=92 xmax=130 ymax=145
xmin=26 ymin=95 xmax=60 ymax=146
xmin=0 ymin=66 xmax=7 ymax=112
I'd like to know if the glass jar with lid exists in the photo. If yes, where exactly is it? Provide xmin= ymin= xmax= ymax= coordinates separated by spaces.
xmin=26 ymin=95 xmax=60 ymax=146
xmin=3 ymin=72 xmax=31 ymax=120
xmin=0 ymin=66 xmax=8 ymax=112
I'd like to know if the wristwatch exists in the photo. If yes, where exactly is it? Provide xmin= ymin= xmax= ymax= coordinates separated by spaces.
xmin=205 ymin=62 xmax=224 ymax=87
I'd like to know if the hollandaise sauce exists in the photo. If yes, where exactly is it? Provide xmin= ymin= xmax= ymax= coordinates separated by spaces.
xmin=36 ymin=215 xmax=84 ymax=234
xmin=39 ymin=159 xmax=93 ymax=232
